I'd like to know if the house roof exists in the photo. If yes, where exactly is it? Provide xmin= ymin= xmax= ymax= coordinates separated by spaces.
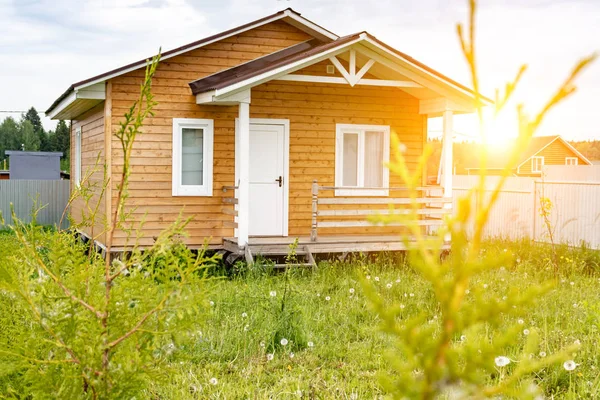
xmin=47 ymin=7 xmax=490 ymax=119
xmin=46 ymin=8 xmax=338 ymax=117
xmin=465 ymin=135 xmax=593 ymax=170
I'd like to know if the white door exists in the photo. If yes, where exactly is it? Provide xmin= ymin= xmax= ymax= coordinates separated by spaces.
xmin=248 ymin=122 xmax=287 ymax=236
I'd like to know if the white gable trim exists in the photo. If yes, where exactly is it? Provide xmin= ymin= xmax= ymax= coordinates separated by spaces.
xmin=516 ymin=136 xmax=592 ymax=169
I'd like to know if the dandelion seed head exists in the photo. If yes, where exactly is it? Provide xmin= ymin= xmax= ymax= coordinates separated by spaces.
xmin=241 ymin=312 xmax=248 ymax=318
xmin=266 ymin=353 xmax=274 ymax=361
xmin=409 ymin=293 xmax=414 ymax=297
xmin=325 ymin=296 xmax=331 ymax=301
xmin=483 ymin=284 xmax=488 ymax=289
xmin=289 ymin=352 xmax=295 ymax=358
xmin=349 ymin=288 xmax=355 ymax=294
xmin=374 ymin=276 xmax=380 ymax=282
xmin=270 ymin=291 xmax=277 ymax=297
xmin=523 ymin=329 xmax=530 ymax=336
xmin=495 ymin=356 xmax=511 ymax=367
xmin=395 ymin=279 xmax=401 ymax=283
xmin=570 ymin=281 xmax=575 ymax=286
xmin=460 ymin=335 xmax=466 ymax=341
xmin=573 ymin=303 xmax=578 ymax=308
xmin=244 ymin=325 xmax=249 ymax=332
xmin=465 ymin=289 xmax=470 ymax=294
xmin=209 ymin=301 xmax=214 ymax=307
xmin=400 ymin=304 xmax=405 ymax=309
xmin=209 ymin=377 xmax=218 ymax=385
xmin=539 ymin=351 xmax=546 ymax=357
xmin=518 ymin=319 xmax=524 ymax=325
xmin=386 ymin=283 xmax=392 ymax=289
xmin=564 ymin=360 xmax=578 ymax=371
xmin=307 ymin=341 xmax=314 ymax=348
xmin=574 ymin=339 xmax=581 ymax=346
xmin=280 ymin=338 xmax=289 ymax=346
xmin=366 ymin=275 xmax=371 ymax=280
xmin=260 ymin=341 xmax=265 ymax=348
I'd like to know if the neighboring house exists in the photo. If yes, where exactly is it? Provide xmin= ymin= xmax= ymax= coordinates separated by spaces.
xmin=45 ymin=8 xmax=487 ymax=256
xmin=5 ymin=151 xmax=64 ymax=180
xmin=465 ymin=135 xmax=592 ymax=177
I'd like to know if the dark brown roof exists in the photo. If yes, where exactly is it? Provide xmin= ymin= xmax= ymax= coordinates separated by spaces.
xmin=46 ymin=8 xmax=336 ymax=115
xmin=189 ymin=31 xmax=492 ymax=103
xmin=189 ymin=34 xmax=362 ymax=94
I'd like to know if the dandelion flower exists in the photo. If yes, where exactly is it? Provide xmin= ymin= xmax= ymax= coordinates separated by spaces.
xmin=460 ymin=335 xmax=466 ymax=342
xmin=386 ymin=283 xmax=392 ymax=289
xmin=518 ymin=319 xmax=524 ymax=325
xmin=209 ymin=301 xmax=215 ymax=306
xmin=564 ymin=360 xmax=578 ymax=371
xmin=280 ymin=338 xmax=289 ymax=346
xmin=325 ymin=296 xmax=331 ymax=301
xmin=374 ymin=276 xmax=380 ymax=282
xmin=270 ymin=291 xmax=277 ymax=297
xmin=307 ymin=341 xmax=314 ymax=348
xmin=366 ymin=275 xmax=371 ymax=280
xmin=465 ymin=289 xmax=470 ymax=295
xmin=209 ymin=377 xmax=218 ymax=385
xmin=289 ymin=352 xmax=295 ymax=359
xmin=316 ymin=293 xmax=320 ymax=297
xmin=573 ymin=303 xmax=578 ymax=308
xmin=349 ymin=288 xmax=355 ymax=294
xmin=266 ymin=353 xmax=274 ymax=361
xmin=400 ymin=304 xmax=405 ymax=309
xmin=395 ymin=279 xmax=401 ymax=283
xmin=574 ymin=339 xmax=581 ymax=346
xmin=241 ymin=312 xmax=248 ymax=318
xmin=539 ymin=351 xmax=547 ymax=357
xmin=244 ymin=325 xmax=249 ymax=332
xmin=260 ymin=341 xmax=265 ymax=348
xmin=409 ymin=293 xmax=414 ymax=297
xmin=523 ymin=329 xmax=530 ymax=336
xmin=495 ymin=356 xmax=511 ymax=367
xmin=570 ymin=281 xmax=575 ymax=286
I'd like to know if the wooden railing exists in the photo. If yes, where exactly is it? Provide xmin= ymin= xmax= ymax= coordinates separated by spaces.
xmin=310 ymin=180 xmax=452 ymax=241
xmin=222 ymin=184 xmax=238 ymax=229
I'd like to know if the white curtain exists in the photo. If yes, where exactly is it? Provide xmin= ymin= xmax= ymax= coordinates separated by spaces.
xmin=181 ymin=128 xmax=204 ymax=185
xmin=343 ymin=133 xmax=358 ymax=186
xmin=364 ymin=131 xmax=383 ymax=187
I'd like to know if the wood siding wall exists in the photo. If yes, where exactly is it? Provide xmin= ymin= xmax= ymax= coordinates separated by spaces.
xmin=519 ymin=140 xmax=584 ymax=175
xmin=71 ymin=103 xmax=106 ymax=243
xmin=109 ymin=21 xmax=312 ymax=248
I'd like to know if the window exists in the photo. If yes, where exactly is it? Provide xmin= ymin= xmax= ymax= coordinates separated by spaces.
xmin=335 ymin=124 xmax=390 ymax=196
xmin=565 ymin=157 xmax=578 ymax=165
xmin=172 ymin=118 xmax=214 ymax=196
xmin=531 ymin=156 xmax=544 ymax=173
xmin=74 ymin=126 xmax=82 ymax=187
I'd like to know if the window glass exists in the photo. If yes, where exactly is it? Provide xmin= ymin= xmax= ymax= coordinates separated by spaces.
xmin=181 ymin=128 xmax=204 ymax=186
xmin=343 ymin=133 xmax=358 ymax=186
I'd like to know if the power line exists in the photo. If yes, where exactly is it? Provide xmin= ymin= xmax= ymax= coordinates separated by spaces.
xmin=0 ymin=110 xmax=28 ymax=113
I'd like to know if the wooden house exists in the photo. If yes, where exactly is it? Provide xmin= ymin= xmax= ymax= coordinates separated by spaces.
xmin=465 ymin=135 xmax=592 ymax=177
xmin=45 ymin=8 xmax=486 ymax=258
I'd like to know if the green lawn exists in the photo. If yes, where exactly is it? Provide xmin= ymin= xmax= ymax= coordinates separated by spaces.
xmin=1 ymin=230 xmax=599 ymax=398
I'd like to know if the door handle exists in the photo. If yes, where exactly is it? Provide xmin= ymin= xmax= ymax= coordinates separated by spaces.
xmin=275 ymin=176 xmax=283 ymax=187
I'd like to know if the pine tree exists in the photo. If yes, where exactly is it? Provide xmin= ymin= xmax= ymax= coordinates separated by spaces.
xmin=20 ymin=120 xmax=40 ymax=151
xmin=54 ymin=120 xmax=70 ymax=156
xmin=24 ymin=107 xmax=50 ymax=151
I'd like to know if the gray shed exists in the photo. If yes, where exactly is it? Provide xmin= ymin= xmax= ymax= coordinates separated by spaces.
xmin=6 ymin=151 xmax=64 ymax=180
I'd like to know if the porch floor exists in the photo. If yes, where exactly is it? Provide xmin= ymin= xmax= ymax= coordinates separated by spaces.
xmin=223 ymin=234 xmax=449 ymax=256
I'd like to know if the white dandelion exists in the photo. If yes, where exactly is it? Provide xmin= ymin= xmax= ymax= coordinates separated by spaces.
xmin=465 ymin=289 xmax=470 ymax=295
xmin=483 ymin=284 xmax=488 ymax=289
xmin=260 ymin=341 xmax=265 ymax=348
xmin=270 ymin=291 xmax=277 ymax=297
xmin=289 ymin=352 xmax=295 ymax=359
xmin=573 ymin=303 xmax=578 ymax=308
xmin=374 ymin=276 xmax=380 ymax=282
xmin=400 ymin=304 xmax=405 ymax=309
xmin=307 ymin=341 xmax=314 ymax=348
xmin=316 ymin=293 xmax=320 ymax=297
xmin=563 ymin=360 xmax=578 ymax=371
xmin=523 ymin=329 xmax=530 ymax=336
xmin=280 ymin=338 xmax=289 ymax=346
xmin=570 ymin=281 xmax=575 ymax=286
xmin=395 ymin=279 xmax=401 ymax=283
xmin=209 ymin=301 xmax=215 ymax=306
xmin=460 ymin=335 xmax=466 ymax=342
xmin=574 ymin=339 xmax=581 ymax=346
xmin=349 ymin=288 xmax=355 ymax=294
xmin=209 ymin=377 xmax=218 ymax=385
xmin=266 ymin=353 xmax=274 ymax=361
xmin=386 ymin=283 xmax=393 ymax=289
xmin=409 ymin=293 xmax=414 ymax=297
xmin=539 ymin=351 xmax=547 ymax=357
xmin=495 ymin=356 xmax=511 ymax=367
xmin=518 ymin=319 xmax=524 ymax=325
xmin=325 ymin=296 xmax=331 ymax=301
xmin=241 ymin=312 xmax=248 ymax=318
xmin=244 ymin=325 xmax=249 ymax=332
xmin=366 ymin=275 xmax=371 ymax=280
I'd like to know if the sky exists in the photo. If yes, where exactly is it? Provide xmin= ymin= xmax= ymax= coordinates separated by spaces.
xmin=0 ymin=0 xmax=598 ymax=141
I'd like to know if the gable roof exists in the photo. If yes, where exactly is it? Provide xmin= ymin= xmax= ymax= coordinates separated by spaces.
xmin=189 ymin=31 xmax=492 ymax=105
xmin=46 ymin=8 xmax=338 ymax=118
xmin=465 ymin=135 xmax=593 ymax=170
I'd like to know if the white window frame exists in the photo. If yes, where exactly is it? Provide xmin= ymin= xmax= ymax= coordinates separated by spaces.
xmin=531 ymin=156 xmax=544 ymax=173
xmin=74 ymin=126 xmax=82 ymax=187
xmin=335 ymin=123 xmax=390 ymax=196
xmin=172 ymin=118 xmax=214 ymax=197
xmin=565 ymin=157 xmax=578 ymax=165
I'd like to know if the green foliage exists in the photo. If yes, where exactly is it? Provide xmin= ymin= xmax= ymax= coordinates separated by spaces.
xmin=0 ymin=53 xmax=219 ymax=399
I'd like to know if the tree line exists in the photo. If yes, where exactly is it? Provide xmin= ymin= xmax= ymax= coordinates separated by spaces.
xmin=0 ymin=107 xmax=70 ymax=171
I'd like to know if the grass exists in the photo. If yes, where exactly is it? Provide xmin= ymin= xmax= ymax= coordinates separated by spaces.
xmin=1 ymin=233 xmax=599 ymax=399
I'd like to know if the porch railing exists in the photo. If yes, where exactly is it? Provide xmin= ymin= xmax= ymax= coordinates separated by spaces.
xmin=222 ymin=184 xmax=238 ymax=230
xmin=310 ymin=180 xmax=452 ymax=241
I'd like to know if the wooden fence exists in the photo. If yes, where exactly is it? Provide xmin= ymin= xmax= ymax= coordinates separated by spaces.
xmin=0 ymin=180 xmax=70 ymax=229
xmin=453 ymin=175 xmax=600 ymax=249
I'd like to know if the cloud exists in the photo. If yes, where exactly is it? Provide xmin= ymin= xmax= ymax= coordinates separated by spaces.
xmin=0 ymin=0 xmax=598 ymax=140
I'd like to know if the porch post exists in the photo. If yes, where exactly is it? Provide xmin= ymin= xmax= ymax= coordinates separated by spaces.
xmin=237 ymin=101 xmax=250 ymax=248
xmin=442 ymin=109 xmax=454 ymax=199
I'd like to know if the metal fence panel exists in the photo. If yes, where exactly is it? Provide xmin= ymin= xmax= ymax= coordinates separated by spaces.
xmin=0 ymin=180 xmax=70 ymax=229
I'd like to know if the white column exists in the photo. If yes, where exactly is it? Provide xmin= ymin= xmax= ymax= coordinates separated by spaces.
xmin=237 ymin=101 xmax=250 ymax=248
xmin=442 ymin=109 xmax=453 ymax=199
